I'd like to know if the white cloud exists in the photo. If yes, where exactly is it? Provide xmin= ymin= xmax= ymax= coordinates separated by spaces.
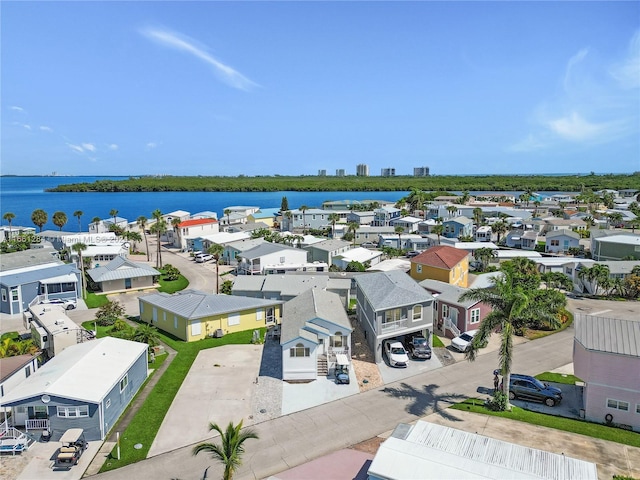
xmin=506 ymin=134 xmax=548 ymax=153
xmin=10 ymin=106 xmax=24 ymax=112
xmin=39 ymin=125 xmax=53 ymax=132
xmin=108 ymin=143 xmax=119 ymax=150
xmin=22 ymin=124 xmax=32 ymax=130
xmin=609 ymin=30 xmax=640 ymax=89
xmin=547 ymin=112 xmax=608 ymax=141
xmin=564 ymin=48 xmax=589 ymax=92
xmin=82 ymin=143 xmax=96 ymax=152
xmin=67 ymin=143 xmax=84 ymax=153
xmin=140 ymin=26 xmax=259 ymax=91
xmin=146 ymin=142 xmax=157 ymax=149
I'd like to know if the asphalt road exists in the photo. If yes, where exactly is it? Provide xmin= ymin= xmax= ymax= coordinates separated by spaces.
xmin=90 ymin=322 xmax=576 ymax=480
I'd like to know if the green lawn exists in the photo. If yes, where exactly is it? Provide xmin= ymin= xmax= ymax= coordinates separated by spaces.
xmin=432 ymin=335 xmax=445 ymax=348
xmin=157 ymin=270 xmax=189 ymax=294
xmin=451 ymin=398 xmax=640 ymax=448
xmin=99 ymin=326 xmax=264 ymax=472
xmin=85 ymin=292 xmax=110 ymax=308
xmin=535 ymin=372 xmax=582 ymax=385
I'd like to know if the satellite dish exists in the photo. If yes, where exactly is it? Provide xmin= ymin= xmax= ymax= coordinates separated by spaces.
xmin=41 ymin=394 xmax=51 ymax=404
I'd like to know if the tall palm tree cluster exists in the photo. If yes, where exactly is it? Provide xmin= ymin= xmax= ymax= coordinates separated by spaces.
xmin=459 ymin=258 xmax=567 ymax=411
xmin=578 ymin=264 xmax=640 ymax=298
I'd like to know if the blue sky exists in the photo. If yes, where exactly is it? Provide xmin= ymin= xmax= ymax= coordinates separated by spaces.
xmin=2 ymin=2 xmax=639 ymax=176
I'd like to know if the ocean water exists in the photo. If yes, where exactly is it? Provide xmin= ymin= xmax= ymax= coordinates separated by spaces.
xmin=0 ymin=176 xmax=409 ymax=231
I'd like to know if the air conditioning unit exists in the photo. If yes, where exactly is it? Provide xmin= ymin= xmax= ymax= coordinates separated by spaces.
xmin=213 ymin=329 xmax=224 ymax=338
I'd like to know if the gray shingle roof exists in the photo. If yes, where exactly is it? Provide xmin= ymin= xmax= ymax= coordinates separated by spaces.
xmin=280 ymin=288 xmax=351 ymax=344
xmin=418 ymin=279 xmax=478 ymax=308
xmin=139 ymin=289 xmax=283 ymax=319
xmin=356 ymin=270 xmax=433 ymax=310
xmin=306 ymin=239 xmax=352 ymax=252
xmin=574 ymin=314 xmax=640 ymax=356
xmin=87 ymin=256 xmax=160 ymax=283
xmin=546 ymin=230 xmax=580 ymax=240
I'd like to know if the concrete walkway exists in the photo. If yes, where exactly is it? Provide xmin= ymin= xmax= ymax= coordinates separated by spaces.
xmin=89 ymin=324 xmax=602 ymax=480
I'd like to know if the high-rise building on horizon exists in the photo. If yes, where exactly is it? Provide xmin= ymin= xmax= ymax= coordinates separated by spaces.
xmin=414 ymin=166 xmax=430 ymax=177
xmin=336 ymin=169 xmax=345 ymax=177
xmin=381 ymin=167 xmax=396 ymax=177
xmin=356 ymin=164 xmax=369 ymax=177
xmin=318 ymin=169 xmax=327 ymax=176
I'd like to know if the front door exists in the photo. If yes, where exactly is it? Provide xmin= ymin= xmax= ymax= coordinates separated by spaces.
xmin=318 ymin=338 xmax=325 ymax=355
xmin=125 ymin=278 xmax=132 ymax=289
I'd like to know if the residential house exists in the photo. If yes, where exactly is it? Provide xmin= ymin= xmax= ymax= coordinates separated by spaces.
xmin=389 ymin=216 xmax=422 ymax=234
xmin=280 ymin=208 xmax=340 ymax=232
xmin=0 ymin=337 xmax=148 ymax=441
xmin=573 ymin=314 xmax=640 ymax=433
xmin=223 ymin=206 xmax=261 ymax=216
xmin=405 ymin=235 xmax=437 ymax=252
xmin=87 ymin=257 xmax=160 ymax=294
xmin=0 ymin=354 xmax=41 ymax=413
xmin=170 ymin=218 xmax=219 ymax=250
xmin=196 ymin=231 xmax=251 ymax=254
xmin=219 ymin=211 xmax=249 ymax=231
xmin=494 ymin=250 xmax=541 ymax=263
xmin=248 ymin=208 xmax=280 ymax=228
xmin=304 ymin=239 xmax=352 ymax=265
xmin=367 ymin=258 xmax=411 ymax=273
xmin=37 ymin=230 xmax=77 ymax=251
xmin=367 ymin=421 xmax=597 ymax=480
xmin=0 ymin=249 xmax=80 ymax=315
xmin=442 ymin=216 xmax=474 ymax=239
xmin=571 ymin=260 xmax=640 ymax=294
xmin=530 ymin=217 xmax=587 ymax=235
xmin=521 ymin=230 xmax=540 ymax=250
xmin=355 ymin=270 xmax=434 ymax=363
xmin=475 ymin=226 xmax=492 ymax=242
xmin=237 ymin=243 xmax=316 ymax=275
xmin=352 ymin=226 xmax=395 ymax=245
xmin=332 ymin=247 xmax=383 ymax=270
xmin=504 ymin=229 xmax=525 ymax=249
xmin=225 ymin=222 xmax=271 ymax=234
xmin=321 ymin=199 xmax=394 ymax=210
xmin=409 ymin=245 xmax=470 ymax=288
xmin=545 ymin=230 xmax=580 ymax=254
xmin=69 ymin=243 xmax=128 ymax=268
xmin=618 ymin=188 xmax=639 ymax=198
xmin=346 ymin=211 xmax=375 ymax=226
xmin=590 ymin=231 xmax=640 ymax=261
xmin=379 ymin=233 xmax=423 ymax=250
xmin=223 ymin=238 xmax=266 ymax=265
xmin=191 ymin=211 xmax=218 ymax=221
xmin=139 ymin=289 xmax=283 ymax=341
xmin=0 ymin=225 xmax=36 ymax=243
xmin=89 ymin=216 xmax=129 ymax=234
xmin=420 ymin=279 xmax=491 ymax=338
xmin=416 ymin=219 xmax=439 ymax=235
xmin=232 ymin=273 xmax=351 ymax=308
xmin=280 ymin=288 xmax=353 ymax=381
xmin=373 ymin=206 xmax=401 ymax=226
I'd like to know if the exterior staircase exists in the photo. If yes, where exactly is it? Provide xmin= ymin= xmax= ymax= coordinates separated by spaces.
xmin=317 ymin=355 xmax=328 ymax=376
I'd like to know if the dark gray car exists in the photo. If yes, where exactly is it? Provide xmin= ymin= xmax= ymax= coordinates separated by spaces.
xmin=405 ymin=334 xmax=432 ymax=360
xmin=507 ymin=374 xmax=563 ymax=407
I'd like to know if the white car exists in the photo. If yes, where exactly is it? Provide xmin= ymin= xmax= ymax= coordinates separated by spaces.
xmin=451 ymin=330 xmax=479 ymax=353
xmin=195 ymin=253 xmax=213 ymax=263
xmin=43 ymin=299 xmax=77 ymax=310
xmin=384 ymin=340 xmax=409 ymax=368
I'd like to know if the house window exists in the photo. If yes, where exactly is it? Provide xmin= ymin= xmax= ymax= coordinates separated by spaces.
xmin=174 ymin=316 xmax=178 ymax=329
xmin=412 ymin=305 xmax=422 ymax=321
xmin=163 ymin=311 xmax=167 ymax=322
xmin=191 ymin=321 xmax=202 ymax=336
xmin=279 ymin=256 xmax=285 ymax=263
xmin=256 ymin=310 xmax=264 ymax=321
xmin=636 ymin=404 xmax=640 ymax=414
xmin=57 ymin=405 xmax=89 ymax=418
xmin=330 ymin=332 xmax=346 ymax=348
xmin=290 ymin=343 xmax=310 ymax=357
xmin=152 ymin=308 xmax=158 ymax=323
xmin=442 ymin=304 xmax=449 ymax=319
xmin=416 ymin=265 xmax=422 ymax=273
xmin=607 ymin=398 xmax=629 ymax=411
xmin=119 ymin=374 xmax=129 ymax=393
xmin=470 ymin=308 xmax=480 ymax=324
xmin=106 ymin=399 xmax=111 ymax=409
xmin=384 ymin=308 xmax=403 ymax=323
xmin=34 ymin=405 xmax=47 ymax=418
xmin=25 ymin=366 xmax=31 ymax=378
xmin=228 ymin=313 xmax=240 ymax=326
xmin=140 ymin=303 xmax=144 ymax=313
xmin=11 ymin=289 xmax=18 ymax=302
xmin=62 ymin=282 xmax=75 ymax=292
xmin=550 ymin=240 xmax=559 ymax=246
xmin=1 ymin=289 xmax=6 ymax=302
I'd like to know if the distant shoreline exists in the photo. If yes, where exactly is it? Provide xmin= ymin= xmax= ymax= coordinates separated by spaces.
xmin=42 ymin=173 xmax=640 ymax=193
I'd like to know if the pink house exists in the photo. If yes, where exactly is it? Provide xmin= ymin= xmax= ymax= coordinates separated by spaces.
xmin=573 ymin=314 xmax=640 ymax=432
xmin=419 ymin=279 xmax=492 ymax=339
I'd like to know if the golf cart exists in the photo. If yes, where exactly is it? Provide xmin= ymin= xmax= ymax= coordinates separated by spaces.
xmin=54 ymin=428 xmax=87 ymax=467
xmin=334 ymin=353 xmax=350 ymax=385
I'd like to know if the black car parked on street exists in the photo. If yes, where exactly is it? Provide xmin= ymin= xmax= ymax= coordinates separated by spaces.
xmin=506 ymin=374 xmax=563 ymax=407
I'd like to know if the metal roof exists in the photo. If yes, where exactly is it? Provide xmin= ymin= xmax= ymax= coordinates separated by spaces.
xmin=0 ymin=262 xmax=78 ymax=288
xmin=0 ymin=338 xmax=148 ymax=406
xmin=306 ymin=239 xmax=352 ymax=252
xmin=356 ymin=270 xmax=433 ymax=311
xmin=87 ymin=256 xmax=160 ymax=283
xmin=367 ymin=421 xmax=598 ymax=480
xmin=139 ymin=289 xmax=283 ymax=319
xmin=0 ymin=248 xmax=61 ymax=271
xmin=241 ymin=242 xmax=303 ymax=259
xmin=574 ymin=314 xmax=640 ymax=357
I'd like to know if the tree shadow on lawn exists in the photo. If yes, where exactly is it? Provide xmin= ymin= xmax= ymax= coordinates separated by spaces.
xmin=382 ymin=383 xmax=467 ymax=420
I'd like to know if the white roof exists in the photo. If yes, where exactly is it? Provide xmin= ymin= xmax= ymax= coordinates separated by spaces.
xmin=368 ymin=422 xmax=598 ymax=480
xmin=597 ymin=235 xmax=640 ymax=246
xmin=336 ymin=247 xmax=382 ymax=263
xmin=0 ymin=337 xmax=147 ymax=406
xmin=199 ymin=231 xmax=251 ymax=244
xmin=495 ymin=250 xmax=542 ymax=259
xmin=454 ymin=242 xmax=498 ymax=250
xmin=39 ymin=273 xmax=78 ymax=284
xmin=79 ymin=244 xmax=127 ymax=256
xmin=367 ymin=258 xmax=411 ymax=272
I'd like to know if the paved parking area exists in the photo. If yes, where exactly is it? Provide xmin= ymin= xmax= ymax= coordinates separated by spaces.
xmin=567 ymin=296 xmax=640 ymax=321
xmin=11 ymin=439 xmax=102 ymax=480
xmin=510 ymin=382 xmax=584 ymax=419
xmin=378 ymin=355 xmax=443 ymax=384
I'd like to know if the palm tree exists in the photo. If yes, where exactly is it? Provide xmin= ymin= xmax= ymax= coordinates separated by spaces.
xmin=283 ymin=211 xmax=293 ymax=232
xmin=299 ymin=205 xmax=309 ymax=234
xmin=459 ymin=272 xmax=562 ymax=410
xmin=72 ymin=242 xmax=88 ymax=299
xmin=109 ymin=209 xmax=119 ymax=225
xmin=127 ymin=231 xmax=142 ymax=253
xmin=607 ymin=212 xmax=623 ymax=229
xmin=192 ymin=420 xmax=259 ymax=480
xmin=532 ymin=200 xmax=541 ymax=218
xmin=151 ymin=209 xmax=166 ymax=269
xmin=137 ymin=216 xmax=150 ymax=261
xmin=346 ymin=221 xmax=359 ymax=247
xmin=394 ymin=225 xmax=405 ymax=250
xmin=472 ymin=208 xmax=483 ymax=227
xmin=224 ymin=209 xmax=231 ymax=230
xmin=578 ymin=264 xmax=610 ymax=295
xmin=473 ymin=247 xmax=497 ymax=272
xmin=3 ymin=212 xmax=15 ymax=239
xmin=171 ymin=217 xmax=182 ymax=247
xmin=31 ymin=209 xmax=48 ymax=232
xmin=132 ymin=323 xmax=160 ymax=349
xmin=73 ymin=210 xmax=83 ymax=232
xmin=491 ymin=220 xmax=509 ymax=244
xmin=52 ymin=211 xmax=68 ymax=231
xmin=432 ymin=224 xmax=444 ymax=245
xmin=207 ymin=243 xmax=225 ymax=293
xmin=328 ymin=213 xmax=340 ymax=239
xmin=459 ymin=190 xmax=470 ymax=205
xmin=446 ymin=205 xmax=457 ymax=219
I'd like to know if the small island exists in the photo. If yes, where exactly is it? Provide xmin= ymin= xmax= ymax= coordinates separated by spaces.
xmin=45 ymin=173 xmax=640 ymax=193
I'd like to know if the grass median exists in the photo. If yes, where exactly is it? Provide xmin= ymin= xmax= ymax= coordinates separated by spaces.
xmin=99 ymin=326 xmax=265 ymax=472
xmin=451 ymin=398 xmax=640 ymax=448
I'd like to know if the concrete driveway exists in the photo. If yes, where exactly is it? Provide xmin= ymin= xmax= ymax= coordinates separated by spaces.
xmin=147 ymin=344 xmax=263 ymax=457
xmin=378 ymin=354 xmax=443 ymax=384
xmin=510 ymin=382 xmax=584 ymax=419
xmin=12 ymin=439 xmax=102 ymax=480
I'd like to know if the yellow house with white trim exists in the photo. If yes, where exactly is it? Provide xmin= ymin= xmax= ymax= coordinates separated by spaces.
xmin=138 ymin=289 xmax=282 ymax=342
